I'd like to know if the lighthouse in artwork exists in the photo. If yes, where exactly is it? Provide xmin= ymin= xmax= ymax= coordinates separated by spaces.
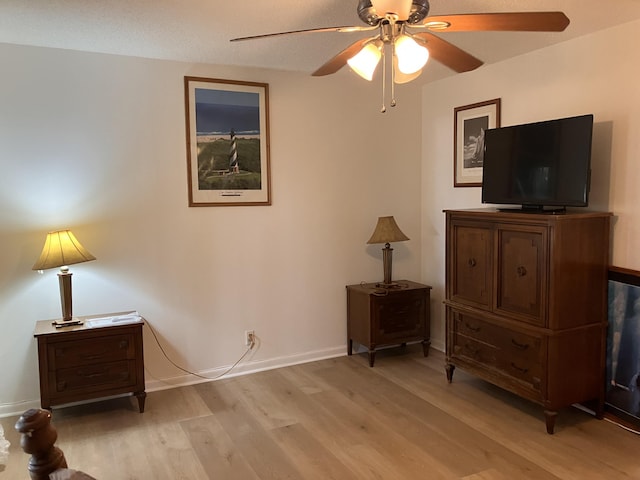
xmin=229 ymin=128 xmax=239 ymax=173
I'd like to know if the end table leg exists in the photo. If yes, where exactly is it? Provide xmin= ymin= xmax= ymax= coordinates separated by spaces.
xmin=368 ymin=350 xmax=376 ymax=367
xmin=422 ymin=339 xmax=431 ymax=357
xmin=544 ymin=410 xmax=557 ymax=434
xmin=347 ymin=339 xmax=353 ymax=356
xmin=135 ymin=391 xmax=147 ymax=413
xmin=445 ymin=363 xmax=455 ymax=383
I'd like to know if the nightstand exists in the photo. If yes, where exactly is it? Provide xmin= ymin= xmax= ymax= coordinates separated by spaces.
xmin=346 ymin=280 xmax=431 ymax=366
xmin=34 ymin=312 xmax=146 ymax=412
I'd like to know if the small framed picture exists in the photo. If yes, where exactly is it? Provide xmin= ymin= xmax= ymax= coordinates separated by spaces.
xmin=453 ymin=98 xmax=501 ymax=187
xmin=184 ymin=77 xmax=271 ymax=206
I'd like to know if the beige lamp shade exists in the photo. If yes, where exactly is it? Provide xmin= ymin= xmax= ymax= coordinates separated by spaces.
xmin=367 ymin=216 xmax=409 ymax=245
xmin=32 ymin=230 xmax=96 ymax=271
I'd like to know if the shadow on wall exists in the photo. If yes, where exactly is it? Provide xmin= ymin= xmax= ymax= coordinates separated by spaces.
xmin=590 ymin=120 xmax=613 ymax=212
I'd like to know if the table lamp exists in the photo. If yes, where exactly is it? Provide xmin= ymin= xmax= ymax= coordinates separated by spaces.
xmin=367 ymin=216 xmax=409 ymax=287
xmin=32 ymin=229 xmax=96 ymax=326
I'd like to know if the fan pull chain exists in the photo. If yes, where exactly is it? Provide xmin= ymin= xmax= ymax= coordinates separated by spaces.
xmin=380 ymin=47 xmax=387 ymax=113
xmin=390 ymin=42 xmax=397 ymax=108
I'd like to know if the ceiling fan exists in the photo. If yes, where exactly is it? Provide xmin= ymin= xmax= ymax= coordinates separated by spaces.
xmin=231 ymin=0 xmax=570 ymax=110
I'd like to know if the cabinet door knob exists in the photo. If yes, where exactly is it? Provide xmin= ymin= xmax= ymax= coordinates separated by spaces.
xmin=516 ymin=265 xmax=527 ymax=277
xmin=467 ymin=258 xmax=476 ymax=267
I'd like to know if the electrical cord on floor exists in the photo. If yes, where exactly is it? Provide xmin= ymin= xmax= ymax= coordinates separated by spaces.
xmin=143 ymin=321 xmax=257 ymax=383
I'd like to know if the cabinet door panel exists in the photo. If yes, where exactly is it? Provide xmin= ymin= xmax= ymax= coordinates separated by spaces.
xmin=374 ymin=292 xmax=425 ymax=342
xmin=450 ymin=224 xmax=492 ymax=309
xmin=496 ymin=227 xmax=547 ymax=326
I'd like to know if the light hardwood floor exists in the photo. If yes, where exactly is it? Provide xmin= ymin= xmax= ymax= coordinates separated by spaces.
xmin=2 ymin=346 xmax=639 ymax=479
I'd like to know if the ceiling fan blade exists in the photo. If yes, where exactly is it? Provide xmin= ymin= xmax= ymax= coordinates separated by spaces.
xmin=312 ymin=37 xmax=373 ymax=77
xmin=412 ymin=32 xmax=483 ymax=73
xmin=230 ymin=25 xmax=375 ymax=42
xmin=424 ymin=12 xmax=570 ymax=32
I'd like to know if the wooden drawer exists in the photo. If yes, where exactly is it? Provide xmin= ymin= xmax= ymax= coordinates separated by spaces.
xmin=452 ymin=335 xmax=500 ymax=368
xmin=49 ymin=360 xmax=137 ymax=398
xmin=451 ymin=311 xmax=543 ymax=390
xmin=48 ymin=333 xmax=136 ymax=369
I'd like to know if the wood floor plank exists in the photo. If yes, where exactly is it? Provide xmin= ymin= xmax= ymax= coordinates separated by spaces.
xmin=3 ymin=345 xmax=639 ymax=479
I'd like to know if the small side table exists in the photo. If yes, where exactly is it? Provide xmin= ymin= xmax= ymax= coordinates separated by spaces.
xmin=346 ymin=280 xmax=431 ymax=367
xmin=34 ymin=312 xmax=146 ymax=412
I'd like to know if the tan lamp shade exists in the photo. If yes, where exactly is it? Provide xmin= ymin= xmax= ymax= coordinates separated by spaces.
xmin=367 ymin=216 xmax=409 ymax=287
xmin=32 ymin=229 xmax=96 ymax=324
xmin=367 ymin=216 xmax=410 ymax=245
xmin=32 ymin=230 xmax=96 ymax=271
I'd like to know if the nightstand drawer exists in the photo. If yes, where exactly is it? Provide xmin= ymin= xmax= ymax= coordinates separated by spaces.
xmin=50 ymin=360 xmax=137 ymax=396
xmin=48 ymin=333 xmax=136 ymax=369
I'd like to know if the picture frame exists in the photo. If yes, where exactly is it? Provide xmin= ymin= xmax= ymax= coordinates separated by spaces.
xmin=606 ymin=266 xmax=640 ymax=430
xmin=184 ymin=76 xmax=271 ymax=206
xmin=453 ymin=98 xmax=501 ymax=187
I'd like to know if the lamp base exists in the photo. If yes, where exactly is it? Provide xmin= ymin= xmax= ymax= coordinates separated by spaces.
xmin=375 ymin=281 xmax=403 ymax=289
xmin=52 ymin=318 xmax=83 ymax=328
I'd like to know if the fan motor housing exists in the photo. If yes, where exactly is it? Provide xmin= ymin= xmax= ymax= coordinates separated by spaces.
xmin=357 ymin=0 xmax=430 ymax=25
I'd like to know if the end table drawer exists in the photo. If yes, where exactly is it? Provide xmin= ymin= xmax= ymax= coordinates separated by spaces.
xmin=51 ymin=360 xmax=137 ymax=396
xmin=48 ymin=333 xmax=136 ymax=369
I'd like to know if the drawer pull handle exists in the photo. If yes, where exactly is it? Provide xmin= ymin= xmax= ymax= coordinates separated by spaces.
xmin=511 ymin=339 xmax=529 ymax=350
xmin=83 ymin=353 xmax=107 ymax=361
xmin=119 ymin=340 xmax=129 ymax=349
xmin=467 ymin=258 xmax=476 ymax=268
xmin=516 ymin=266 xmax=527 ymax=277
xmin=464 ymin=322 xmax=481 ymax=333
xmin=510 ymin=362 xmax=529 ymax=374
xmin=77 ymin=367 xmax=108 ymax=378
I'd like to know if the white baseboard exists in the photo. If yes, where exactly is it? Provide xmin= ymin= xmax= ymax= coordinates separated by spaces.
xmin=145 ymin=345 xmax=346 ymax=392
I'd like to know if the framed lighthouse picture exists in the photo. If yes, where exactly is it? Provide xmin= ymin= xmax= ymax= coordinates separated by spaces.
xmin=184 ymin=77 xmax=271 ymax=206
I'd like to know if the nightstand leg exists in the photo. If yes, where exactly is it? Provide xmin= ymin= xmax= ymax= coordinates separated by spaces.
xmin=544 ymin=410 xmax=557 ymax=434
xmin=422 ymin=339 xmax=431 ymax=357
xmin=445 ymin=363 xmax=455 ymax=383
xmin=347 ymin=339 xmax=353 ymax=356
xmin=368 ymin=349 xmax=376 ymax=367
xmin=135 ymin=391 xmax=147 ymax=413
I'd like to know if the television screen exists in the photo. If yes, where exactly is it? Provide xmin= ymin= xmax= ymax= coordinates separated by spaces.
xmin=481 ymin=114 xmax=593 ymax=211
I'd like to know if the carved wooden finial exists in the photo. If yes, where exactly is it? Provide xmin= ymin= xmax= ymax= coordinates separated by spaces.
xmin=15 ymin=408 xmax=67 ymax=480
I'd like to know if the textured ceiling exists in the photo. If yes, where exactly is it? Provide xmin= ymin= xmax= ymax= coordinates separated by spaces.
xmin=1 ymin=0 xmax=640 ymax=84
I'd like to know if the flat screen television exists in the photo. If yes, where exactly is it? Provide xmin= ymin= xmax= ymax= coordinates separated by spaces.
xmin=481 ymin=114 xmax=593 ymax=212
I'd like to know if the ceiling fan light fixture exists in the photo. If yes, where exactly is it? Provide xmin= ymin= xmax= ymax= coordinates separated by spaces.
xmin=393 ymin=56 xmax=423 ymax=84
xmin=394 ymin=34 xmax=429 ymax=74
xmin=347 ymin=41 xmax=382 ymax=81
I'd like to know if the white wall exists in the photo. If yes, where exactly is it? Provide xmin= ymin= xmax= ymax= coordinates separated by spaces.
xmin=0 ymin=43 xmax=424 ymax=415
xmin=422 ymin=19 xmax=640 ymax=350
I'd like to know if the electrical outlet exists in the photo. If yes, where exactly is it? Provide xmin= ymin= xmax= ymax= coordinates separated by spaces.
xmin=244 ymin=330 xmax=255 ymax=346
